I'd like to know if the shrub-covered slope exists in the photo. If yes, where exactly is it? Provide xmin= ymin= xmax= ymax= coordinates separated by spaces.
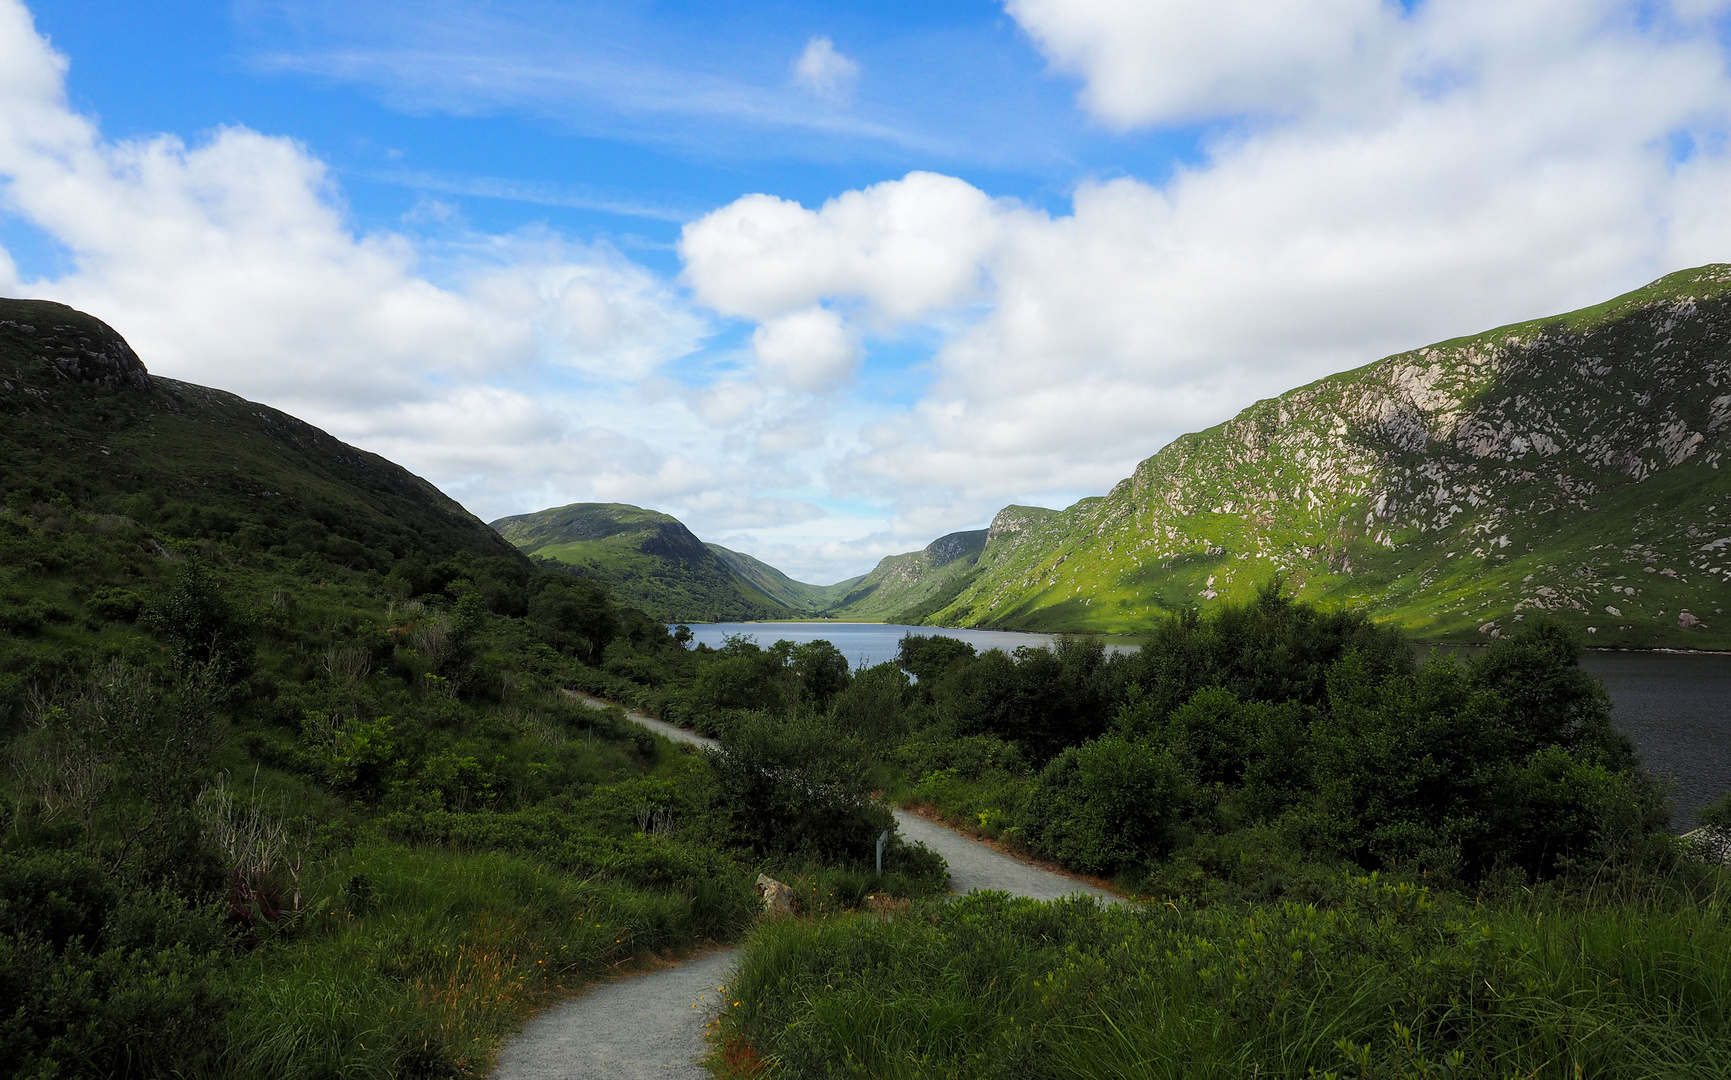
xmin=490 ymin=502 xmax=800 ymax=623
xmin=1 ymin=298 xmax=523 ymax=571
xmin=932 ymin=265 xmax=1731 ymax=646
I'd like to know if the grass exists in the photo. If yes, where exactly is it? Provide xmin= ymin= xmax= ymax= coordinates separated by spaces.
xmin=716 ymin=874 xmax=1731 ymax=1079
xmin=226 ymin=844 xmax=758 ymax=1078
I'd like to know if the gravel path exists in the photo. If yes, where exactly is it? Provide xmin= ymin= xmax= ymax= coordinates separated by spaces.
xmin=497 ymin=693 xmax=1114 ymax=1077
xmin=492 ymin=948 xmax=736 ymax=1080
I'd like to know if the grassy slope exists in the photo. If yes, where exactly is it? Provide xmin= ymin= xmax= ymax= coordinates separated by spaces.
xmin=490 ymin=503 xmax=793 ymax=623
xmin=0 ymin=299 xmax=523 ymax=568
xmin=825 ymin=529 xmax=990 ymax=623
xmin=933 ymin=265 xmax=1731 ymax=647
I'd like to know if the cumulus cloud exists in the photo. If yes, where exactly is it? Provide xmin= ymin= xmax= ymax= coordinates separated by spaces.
xmin=681 ymin=172 xmax=1008 ymax=324
xmin=792 ymin=36 xmax=860 ymax=104
xmin=8 ymin=0 xmax=1731 ymax=586
xmin=751 ymin=307 xmax=858 ymax=392
xmin=1007 ymin=0 xmax=1398 ymax=125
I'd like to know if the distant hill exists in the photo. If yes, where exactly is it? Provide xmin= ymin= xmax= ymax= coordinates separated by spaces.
xmin=705 ymin=544 xmax=862 ymax=614
xmin=917 ymin=264 xmax=1731 ymax=648
xmin=825 ymin=528 xmax=990 ymax=623
xmin=0 ymin=298 xmax=522 ymax=571
xmin=488 ymin=500 xmax=1012 ymax=625
xmin=490 ymin=502 xmax=802 ymax=622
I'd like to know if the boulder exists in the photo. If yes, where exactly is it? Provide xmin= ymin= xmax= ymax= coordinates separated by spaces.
xmin=754 ymin=874 xmax=795 ymax=917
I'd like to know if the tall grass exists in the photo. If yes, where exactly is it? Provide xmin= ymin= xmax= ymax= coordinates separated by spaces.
xmin=227 ymin=844 xmax=759 ymax=1077
xmin=717 ymin=873 xmax=1731 ymax=1079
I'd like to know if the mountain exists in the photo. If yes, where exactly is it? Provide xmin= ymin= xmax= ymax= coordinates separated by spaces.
xmin=921 ymin=264 xmax=1731 ymax=649
xmin=0 ymin=298 xmax=522 ymax=570
xmin=705 ymin=543 xmax=863 ymax=614
xmin=824 ymin=528 xmax=990 ymax=622
xmin=489 ymin=502 xmax=801 ymax=622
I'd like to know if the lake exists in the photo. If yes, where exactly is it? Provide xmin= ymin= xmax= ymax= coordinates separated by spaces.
xmin=683 ymin=622 xmax=1731 ymax=828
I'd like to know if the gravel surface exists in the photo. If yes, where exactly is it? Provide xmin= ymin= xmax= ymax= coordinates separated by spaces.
xmin=569 ymin=692 xmax=715 ymax=750
xmin=498 ymin=694 xmax=1116 ymax=1077
xmin=492 ymin=947 xmax=736 ymax=1080
xmin=891 ymin=808 xmax=1114 ymax=901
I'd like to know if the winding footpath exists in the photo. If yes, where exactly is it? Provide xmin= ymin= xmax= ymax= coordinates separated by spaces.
xmin=492 ymin=694 xmax=1113 ymax=1079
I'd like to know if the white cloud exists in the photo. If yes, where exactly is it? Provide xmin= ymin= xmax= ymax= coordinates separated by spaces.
xmin=1006 ymin=0 xmax=1398 ymax=125
xmin=792 ymin=36 xmax=860 ymax=104
xmin=681 ymin=171 xmax=1009 ymax=324
xmin=751 ymin=307 xmax=858 ymax=392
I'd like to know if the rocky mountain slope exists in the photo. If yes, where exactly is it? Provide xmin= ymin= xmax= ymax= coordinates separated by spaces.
xmin=490 ymin=502 xmax=801 ymax=622
xmin=923 ymin=264 xmax=1731 ymax=648
xmin=1 ymin=298 xmax=522 ymax=570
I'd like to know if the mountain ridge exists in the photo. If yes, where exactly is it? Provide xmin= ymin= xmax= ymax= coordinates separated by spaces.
xmin=921 ymin=263 xmax=1731 ymax=647
xmin=490 ymin=502 xmax=799 ymax=622
xmin=1 ymin=297 xmax=523 ymax=570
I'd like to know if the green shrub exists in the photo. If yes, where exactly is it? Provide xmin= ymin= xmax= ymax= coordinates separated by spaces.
xmin=142 ymin=558 xmax=254 ymax=676
xmin=708 ymin=712 xmax=892 ymax=863
xmin=1025 ymin=736 xmax=1199 ymax=874
xmin=831 ymin=662 xmax=911 ymax=743
xmin=0 ymin=855 xmax=233 ymax=1080
xmin=1700 ymin=790 xmax=1731 ymax=830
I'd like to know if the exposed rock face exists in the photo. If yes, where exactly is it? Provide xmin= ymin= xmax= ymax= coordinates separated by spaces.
xmin=754 ymin=874 xmax=795 ymax=917
xmin=922 ymin=265 xmax=1731 ymax=646
xmin=1 ymin=303 xmax=152 ymax=395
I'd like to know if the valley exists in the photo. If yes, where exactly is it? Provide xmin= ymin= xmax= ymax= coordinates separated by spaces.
xmin=497 ymin=265 xmax=1731 ymax=650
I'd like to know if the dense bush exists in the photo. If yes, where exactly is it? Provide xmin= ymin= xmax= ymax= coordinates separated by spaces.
xmin=708 ymin=712 xmax=894 ymax=864
xmin=0 ymin=851 xmax=233 ymax=1079
xmin=0 ymin=498 xmax=828 ymax=1078
xmin=888 ymin=588 xmax=1675 ymax=891
xmin=1024 ymin=735 xmax=1199 ymax=874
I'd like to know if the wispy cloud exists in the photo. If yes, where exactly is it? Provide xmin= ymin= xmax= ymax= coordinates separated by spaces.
xmin=252 ymin=32 xmax=923 ymax=155
xmin=792 ymin=36 xmax=861 ymax=105
xmin=368 ymin=168 xmax=697 ymax=223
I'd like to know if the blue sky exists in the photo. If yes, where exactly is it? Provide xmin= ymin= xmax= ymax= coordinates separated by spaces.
xmin=19 ymin=0 xmax=1199 ymax=268
xmin=3 ymin=0 xmax=1730 ymax=581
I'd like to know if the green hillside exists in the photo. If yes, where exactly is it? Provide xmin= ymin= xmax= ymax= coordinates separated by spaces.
xmin=929 ymin=264 xmax=1731 ymax=648
xmin=490 ymin=502 xmax=796 ymax=622
xmin=1 ymin=298 xmax=525 ymax=571
xmin=706 ymin=542 xmax=862 ymax=614
xmin=826 ymin=528 xmax=990 ymax=622
xmin=0 ymin=298 xmax=773 ymax=1077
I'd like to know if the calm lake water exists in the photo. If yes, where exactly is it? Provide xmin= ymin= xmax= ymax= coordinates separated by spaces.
xmin=685 ymin=623 xmax=1731 ymax=828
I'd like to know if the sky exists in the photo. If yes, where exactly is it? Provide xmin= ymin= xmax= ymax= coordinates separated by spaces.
xmin=2 ymin=1 xmax=1730 ymax=583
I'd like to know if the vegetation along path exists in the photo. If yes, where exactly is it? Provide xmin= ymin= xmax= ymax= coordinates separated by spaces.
xmin=491 ymin=693 xmax=1116 ymax=1078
